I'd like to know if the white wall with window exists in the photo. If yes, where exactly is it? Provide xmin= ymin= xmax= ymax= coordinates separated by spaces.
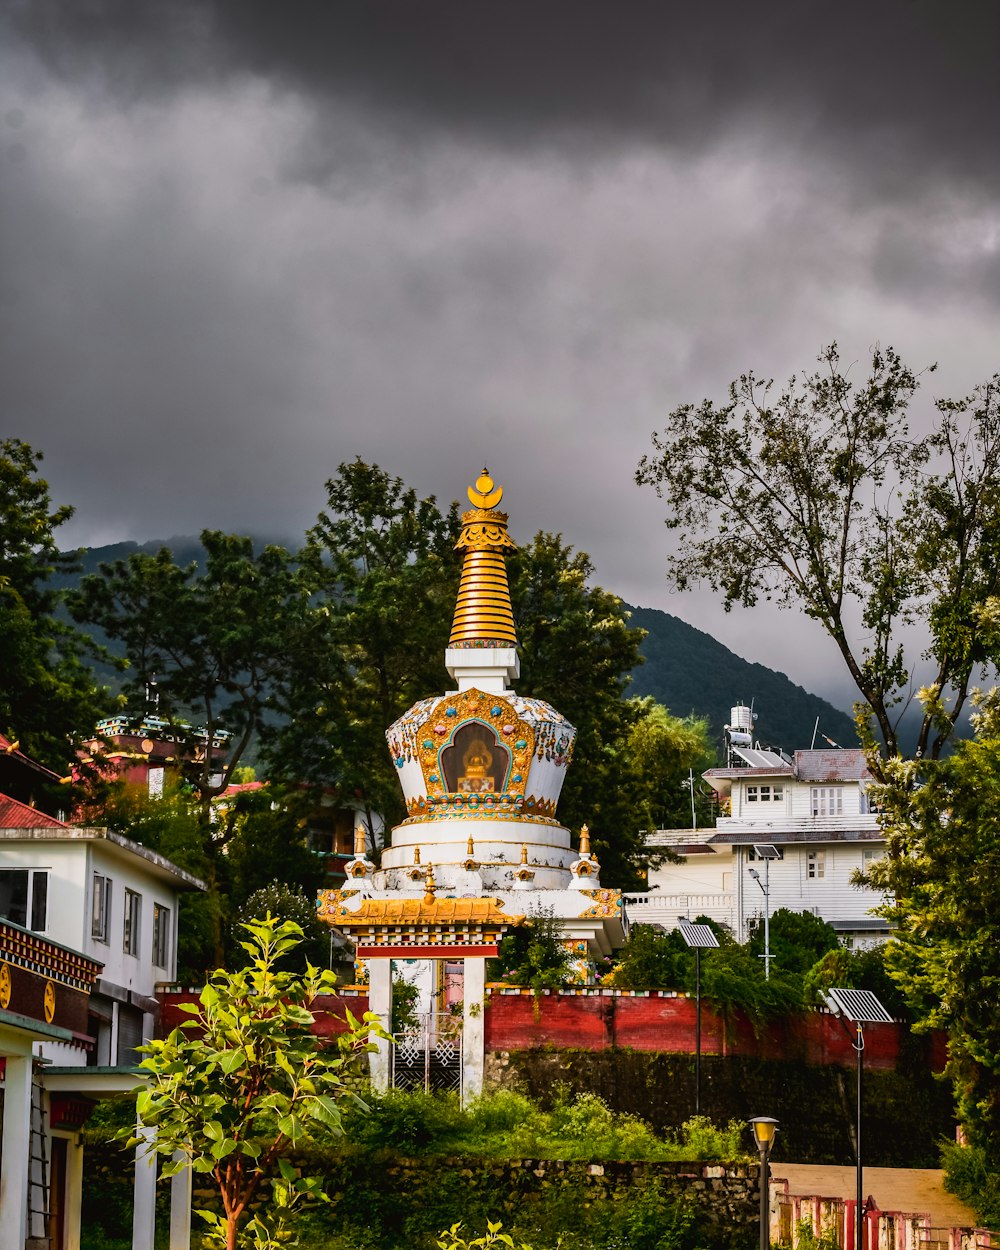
xmin=0 ymin=828 xmax=203 ymax=1068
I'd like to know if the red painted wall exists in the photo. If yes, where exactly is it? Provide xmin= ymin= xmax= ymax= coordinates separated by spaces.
xmin=157 ymin=986 xmax=945 ymax=1074
xmin=157 ymin=989 xmax=370 ymax=1040
xmin=483 ymin=991 xmax=944 ymax=1073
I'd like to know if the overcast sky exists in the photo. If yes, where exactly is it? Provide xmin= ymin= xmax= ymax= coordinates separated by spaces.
xmin=3 ymin=1 xmax=1000 ymax=710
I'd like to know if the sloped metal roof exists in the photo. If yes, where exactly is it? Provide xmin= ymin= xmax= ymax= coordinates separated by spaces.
xmin=794 ymin=748 xmax=871 ymax=781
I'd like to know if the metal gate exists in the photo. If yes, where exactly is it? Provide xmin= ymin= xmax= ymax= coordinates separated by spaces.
xmin=391 ymin=1013 xmax=463 ymax=1095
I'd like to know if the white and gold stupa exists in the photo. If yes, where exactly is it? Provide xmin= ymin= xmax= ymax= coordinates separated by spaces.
xmin=318 ymin=471 xmax=624 ymax=1068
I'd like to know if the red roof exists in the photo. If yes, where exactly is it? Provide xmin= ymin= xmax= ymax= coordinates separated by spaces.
xmin=0 ymin=794 xmax=70 ymax=830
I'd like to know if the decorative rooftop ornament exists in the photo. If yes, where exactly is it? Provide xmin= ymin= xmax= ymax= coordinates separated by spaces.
xmin=449 ymin=470 xmax=518 ymax=649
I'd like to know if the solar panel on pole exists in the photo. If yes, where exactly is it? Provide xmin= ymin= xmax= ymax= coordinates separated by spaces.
xmin=826 ymin=987 xmax=893 ymax=1024
xmin=826 ymin=987 xmax=892 ymax=1250
xmin=677 ymin=917 xmax=718 ymax=1117
xmin=677 ymin=917 xmax=719 ymax=949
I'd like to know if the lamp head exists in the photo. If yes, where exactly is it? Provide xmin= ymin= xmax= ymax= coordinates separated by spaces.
xmin=749 ymin=1116 xmax=779 ymax=1151
xmin=748 ymin=868 xmax=760 ymax=881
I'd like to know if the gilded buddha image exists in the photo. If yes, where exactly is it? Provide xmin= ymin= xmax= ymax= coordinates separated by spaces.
xmin=458 ymin=737 xmax=495 ymax=793
xmin=440 ymin=722 xmax=509 ymax=795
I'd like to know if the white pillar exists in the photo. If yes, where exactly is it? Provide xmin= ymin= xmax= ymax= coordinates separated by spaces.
xmin=0 ymin=1052 xmax=33 ymax=1249
xmin=462 ymin=956 xmax=487 ymax=1104
xmin=168 ymin=1152 xmax=192 ymax=1250
xmin=367 ymin=957 xmax=392 ymax=1092
xmin=131 ymin=1118 xmax=158 ymax=1250
xmin=64 ymin=1135 xmax=85 ymax=1250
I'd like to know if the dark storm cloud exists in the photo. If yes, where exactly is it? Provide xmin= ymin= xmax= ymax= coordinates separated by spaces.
xmin=2 ymin=1 xmax=999 ymax=708
xmin=9 ymin=0 xmax=1000 ymax=199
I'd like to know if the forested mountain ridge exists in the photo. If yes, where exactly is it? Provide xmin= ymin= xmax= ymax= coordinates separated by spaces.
xmin=624 ymin=604 xmax=857 ymax=757
xmin=59 ymin=541 xmax=857 ymax=756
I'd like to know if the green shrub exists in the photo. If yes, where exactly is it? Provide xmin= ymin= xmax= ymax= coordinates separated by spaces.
xmin=775 ymin=1216 xmax=841 ymax=1250
xmin=672 ymin=1116 xmax=747 ymax=1161
xmin=609 ymin=925 xmax=691 ymax=990
xmin=490 ymin=909 xmax=572 ymax=993
xmin=340 ymin=1088 xmax=464 ymax=1153
xmin=437 ymin=1222 xmax=534 ymax=1250
xmin=940 ymin=1139 xmax=1000 ymax=1228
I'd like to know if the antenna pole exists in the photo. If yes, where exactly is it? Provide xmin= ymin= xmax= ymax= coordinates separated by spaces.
xmin=763 ymin=855 xmax=771 ymax=981
xmin=811 ymin=717 xmax=819 ymax=750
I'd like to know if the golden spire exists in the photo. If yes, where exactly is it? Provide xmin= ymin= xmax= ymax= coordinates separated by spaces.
xmin=423 ymin=864 xmax=437 ymax=905
xmin=467 ymin=835 xmax=475 ymax=856
xmin=520 ymin=843 xmax=529 ymax=865
xmin=354 ymin=823 xmax=367 ymax=856
xmin=413 ymin=846 xmax=421 ymax=865
xmin=579 ymin=824 xmax=591 ymax=856
xmin=448 ymin=469 xmax=518 ymax=649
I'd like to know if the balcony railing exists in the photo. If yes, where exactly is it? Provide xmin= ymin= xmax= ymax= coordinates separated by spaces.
xmin=624 ymin=893 xmax=737 ymax=930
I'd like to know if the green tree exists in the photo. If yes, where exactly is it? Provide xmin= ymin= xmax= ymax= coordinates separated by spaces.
xmin=234 ymin=883 xmax=329 ymax=973
xmin=622 ymin=700 xmax=715 ymax=836
xmin=266 ymin=458 xmax=460 ymax=832
xmin=607 ymin=923 xmax=691 ymax=990
xmin=508 ymin=532 xmax=647 ymax=885
xmin=130 ymin=915 xmax=384 ymax=1250
xmin=747 ymin=908 xmax=839 ymax=976
xmin=220 ymin=787 xmax=325 ymax=921
xmin=867 ymin=691 xmax=1000 ymax=1176
xmin=72 ymin=532 xmax=302 ymax=963
xmin=72 ymin=532 xmax=299 ymax=818
xmin=636 ymin=345 xmax=1000 ymax=767
xmin=0 ymin=438 xmax=109 ymax=776
xmin=698 ymin=939 xmax=805 ymax=1029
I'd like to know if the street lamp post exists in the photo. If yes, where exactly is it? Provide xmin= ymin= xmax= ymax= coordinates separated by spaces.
xmin=824 ymin=988 xmax=893 ymax=1250
xmin=750 ymin=1116 xmax=779 ymax=1250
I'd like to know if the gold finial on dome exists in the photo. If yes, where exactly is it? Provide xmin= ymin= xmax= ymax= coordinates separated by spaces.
xmin=468 ymin=469 xmax=504 ymax=510
xmin=520 ymin=843 xmax=529 ymax=865
xmin=423 ymin=864 xmax=437 ymax=905
xmin=467 ymin=835 xmax=475 ymax=856
xmin=579 ymin=824 xmax=591 ymax=856
xmin=354 ymin=824 xmax=367 ymax=856
xmin=413 ymin=846 xmax=421 ymax=865
xmin=449 ymin=469 xmax=519 ymax=649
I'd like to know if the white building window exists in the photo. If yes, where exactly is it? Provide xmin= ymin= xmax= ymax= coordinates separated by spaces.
xmin=124 ymin=889 xmax=142 ymax=956
xmin=92 ymin=872 xmax=112 ymax=943
xmin=807 ymin=851 xmax=826 ymax=879
xmin=746 ymin=784 xmax=784 ymax=803
xmin=862 ymin=848 xmax=881 ymax=868
xmin=0 ymin=869 xmax=48 ymax=932
xmin=811 ymin=787 xmax=843 ymax=816
xmin=152 ymin=903 xmax=171 ymax=970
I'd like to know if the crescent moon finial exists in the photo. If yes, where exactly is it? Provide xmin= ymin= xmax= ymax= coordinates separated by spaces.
xmin=468 ymin=468 xmax=504 ymax=509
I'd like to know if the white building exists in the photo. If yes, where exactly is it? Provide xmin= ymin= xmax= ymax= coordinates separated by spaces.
xmin=629 ymin=710 xmax=889 ymax=949
xmin=0 ymin=792 xmax=204 ymax=1250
